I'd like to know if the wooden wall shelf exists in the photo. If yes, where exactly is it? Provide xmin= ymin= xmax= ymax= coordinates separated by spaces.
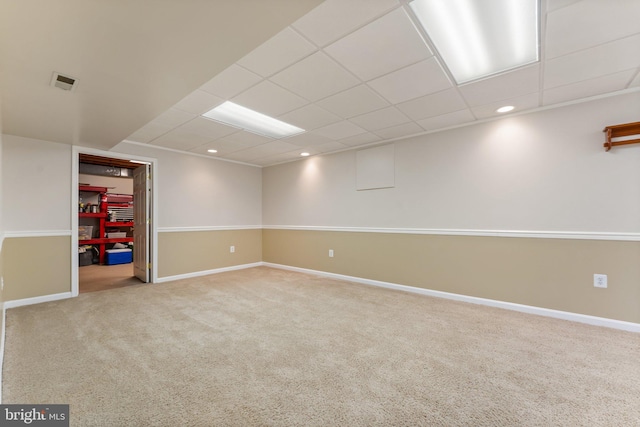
xmin=603 ymin=121 xmax=640 ymax=151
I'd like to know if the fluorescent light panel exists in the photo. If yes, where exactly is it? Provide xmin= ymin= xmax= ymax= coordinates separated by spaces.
xmin=202 ymin=101 xmax=305 ymax=139
xmin=409 ymin=0 xmax=539 ymax=84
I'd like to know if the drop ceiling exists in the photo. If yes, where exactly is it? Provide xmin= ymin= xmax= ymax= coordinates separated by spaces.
xmin=0 ymin=0 xmax=323 ymax=149
xmin=2 ymin=0 xmax=639 ymax=166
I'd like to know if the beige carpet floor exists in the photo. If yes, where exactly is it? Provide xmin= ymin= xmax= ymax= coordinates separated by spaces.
xmin=3 ymin=266 xmax=640 ymax=426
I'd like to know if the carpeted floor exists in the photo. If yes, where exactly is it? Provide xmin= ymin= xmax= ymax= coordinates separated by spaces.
xmin=3 ymin=266 xmax=640 ymax=426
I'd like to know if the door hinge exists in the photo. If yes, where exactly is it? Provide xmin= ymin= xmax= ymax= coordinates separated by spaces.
xmin=147 ymin=263 xmax=152 ymax=269
xmin=147 ymin=174 xmax=151 ymax=180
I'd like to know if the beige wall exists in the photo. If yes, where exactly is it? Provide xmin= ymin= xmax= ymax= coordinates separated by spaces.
xmin=158 ymin=229 xmax=262 ymax=278
xmin=263 ymin=229 xmax=640 ymax=324
xmin=261 ymin=92 xmax=640 ymax=326
xmin=2 ymin=236 xmax=71 ymax=301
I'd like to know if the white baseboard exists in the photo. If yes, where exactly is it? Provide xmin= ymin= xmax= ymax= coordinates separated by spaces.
xmin=156 ymin=262 xmax=263 ymax=283
xmin=263 ymin=262 xmax=640 ymax=333
xmin=4 ymin=292 xmax=73 ymax=309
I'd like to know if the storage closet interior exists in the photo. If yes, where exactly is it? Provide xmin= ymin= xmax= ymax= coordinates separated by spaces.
xmin=78 ymin=154 xmax=142 ymax=293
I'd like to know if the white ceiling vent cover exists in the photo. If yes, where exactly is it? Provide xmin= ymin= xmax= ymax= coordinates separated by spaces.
xmin=50 ymin=72 xmax=78 ymax=91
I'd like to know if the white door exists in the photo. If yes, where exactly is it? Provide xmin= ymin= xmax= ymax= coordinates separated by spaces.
xmin=133 ymin=164 xmax=150 ymax=282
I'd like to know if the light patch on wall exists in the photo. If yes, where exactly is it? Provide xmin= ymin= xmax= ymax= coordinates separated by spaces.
xmin=482 ymin=120 xmax=533 ymax=162
xmin=298 ymin=156 xmax=320 ymax=190
xmin=356 ymin=144 xmax=395 ymax=191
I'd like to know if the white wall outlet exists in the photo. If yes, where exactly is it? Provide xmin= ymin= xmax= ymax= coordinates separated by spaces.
xmin=329 ymin=249 xmax=334 ymax=258
xmin=230 ymin=246 xmax=235 ymax=253
xmin=594 ymin=274 xmax=607 ymax=288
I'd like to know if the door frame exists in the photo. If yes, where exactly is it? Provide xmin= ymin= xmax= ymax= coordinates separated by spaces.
xmin=71 ymin=146 xmax=159 ymax=297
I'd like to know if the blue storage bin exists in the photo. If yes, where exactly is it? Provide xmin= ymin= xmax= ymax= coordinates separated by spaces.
xmin=105 ymin=249 xmax=132 ymax=265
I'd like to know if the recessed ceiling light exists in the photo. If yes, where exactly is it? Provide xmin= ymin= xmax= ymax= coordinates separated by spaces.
xmin=202 ymin=101 xmax=305 ymax=139
xmin=300 ymin=152 xmax=310 ymax=157
xmin=409 ymin=0 xmax=539 ymax=84
xmin=496 ymin=105 xmax=515 ymax=113
xmin=207 ymin=149 xmax=218 ymax=153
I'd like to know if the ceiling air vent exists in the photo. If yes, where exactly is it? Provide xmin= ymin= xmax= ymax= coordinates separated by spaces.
xmin=50 ymin=72 xmax=78 ymax=91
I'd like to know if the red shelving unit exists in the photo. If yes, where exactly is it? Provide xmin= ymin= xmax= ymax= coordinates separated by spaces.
xmin=79 ymin=186 xmax=133 ymax=264
xmin=79 ymin=212 xmax=107 ymax=219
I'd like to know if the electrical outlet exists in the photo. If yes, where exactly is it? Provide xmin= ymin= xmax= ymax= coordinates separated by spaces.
xmin=329 ymin=249 xmax=334 ymax=258
xmin=230 ymin=246 xmax=235 ymax=253
xmin=594 ymin=274 xmax=607 ymax=288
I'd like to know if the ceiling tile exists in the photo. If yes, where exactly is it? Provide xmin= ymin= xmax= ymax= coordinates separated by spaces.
xmin=225 ymin=140 xmax=301 ymax=161
xmin=237 ymin=27 xmax=317 ymax=77
xmin=111 ymin=0 xmax=640 ymax=165
xmin=270 ymin=51 xmax=360 ymax=101
xmin=173 ymin=90 xmax=224 ymax=115
xmin=543 ymin=69 xmax=638 ymax=106
xmin=305 ymin=141 xmax=350 ymax=153
xmin=281 ymin=132 xmax=333 ymax=147
xmin=152 ymin=108 xmax=195 ymax=127
xmin=220 ymin=150 xmax=265 ymax=164
xmin=232 ymin=80 xmax=308 ymax=117
xmin=458 ymin=65 xmax=540 ymax=107
xmin=252 ymin=151 xmax=306 ymax=166
xmin=126 ymin=121 xmax=174 ymax=143
xmin=191 ymin=131 xmax=271 ymax=155
xmin=547 ymin=0 xmax=580 ymax=13
xmin=176 ymin=117 xmax=238 ymax=139
xmin=150 ymin=128 xmax=213 ymax=151
xmin=339 ymin=132 xmax=382 ymax=147
xmin=470 ymin=93 xmax=540 ymax=120
xmin=546 ymin=0 xmax=640 ymax=59
xmin=544 ymin=34 xmax=640 ymax=89
xmin=199 ymin=64 xmax=262 ymax=99
xmin=292 ymin=0 xmax=400 ymax=47
xmin=313 ymin=121 xmax=367 ymax=139
xmin=316 ymin=85 xmax=389 ymax=118
xmin=373 ymin=122 xmax=423 ymax=140
xmin=324 ymin=8 xmax=432 ymax=81
xmin=416 ymin=109 xmax=476 ymax=132
xmin=368 ymin=58 xmax=452 ymax=104
xmin=277 ymin=104 xmax=341 ymax=130
xmin=396 ymin=88 xmax=467 ymax=121
xmin=349 ymin=106 xmax=410 ymax=132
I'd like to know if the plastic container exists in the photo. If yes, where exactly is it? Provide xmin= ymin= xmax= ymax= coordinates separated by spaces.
xmin=105 ymin=248 xmax=132 ymax=265
xmin=78 ymin=226 xmax=94 ymax=240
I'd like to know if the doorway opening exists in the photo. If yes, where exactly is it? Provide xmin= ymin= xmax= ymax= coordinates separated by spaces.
xmin=72 ymin=150 xmax=155 ymax=295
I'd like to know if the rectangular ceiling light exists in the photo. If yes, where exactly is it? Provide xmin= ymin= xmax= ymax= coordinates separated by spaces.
xmin=409 ymin=0 xmax=539 ymax=84
xmin=202 ymin=101 xmax=305 ymax=138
